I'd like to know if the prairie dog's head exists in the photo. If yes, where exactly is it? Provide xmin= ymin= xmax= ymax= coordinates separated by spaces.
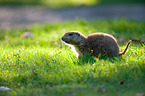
xmin=61 ymin=31 xmax=86 ymax=45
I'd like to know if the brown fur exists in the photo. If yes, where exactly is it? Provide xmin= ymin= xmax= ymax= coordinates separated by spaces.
xmin=61 ymin=31 xmax=131 ymax=58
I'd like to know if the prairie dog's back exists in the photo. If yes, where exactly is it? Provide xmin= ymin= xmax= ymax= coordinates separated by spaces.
xmin=87 ymin=33 xmax=118 ymax=47
xmin=87 ymin=33 xmax=117 ymax=41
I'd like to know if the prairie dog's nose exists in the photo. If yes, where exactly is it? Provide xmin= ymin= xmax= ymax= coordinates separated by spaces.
xmin=61 ymin=37 xmax=64 ymax=41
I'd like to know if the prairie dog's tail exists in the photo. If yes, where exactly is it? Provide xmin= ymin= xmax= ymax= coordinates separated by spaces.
xmin=119 ymin=40 xmax=132 ymax=56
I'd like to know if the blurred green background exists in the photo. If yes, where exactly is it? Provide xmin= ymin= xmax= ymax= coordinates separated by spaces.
xmin=0 ymin=0 xmax=144 ymax=8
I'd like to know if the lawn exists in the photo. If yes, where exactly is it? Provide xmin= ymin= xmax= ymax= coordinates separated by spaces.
xmin=0 ymin=19 xmax=145 ymax=96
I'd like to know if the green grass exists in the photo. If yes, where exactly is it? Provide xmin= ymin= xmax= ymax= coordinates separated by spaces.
xmin=0 ymin=0 xmax=144 ymax=9
xmin=0 ymin=19 xmax=145 ymax=96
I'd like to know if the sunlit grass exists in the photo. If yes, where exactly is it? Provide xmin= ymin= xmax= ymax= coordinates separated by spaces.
xmin=0 ymin=19 xmax=145 ymax=96
xmin=43 ymin=0 xmax=98 ymax=8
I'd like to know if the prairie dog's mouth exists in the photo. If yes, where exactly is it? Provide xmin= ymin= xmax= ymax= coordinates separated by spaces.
xmin=63 ymin=40 xmax=69 ymax=43
xmin=61 ymin=37 xmax=69 ymax=43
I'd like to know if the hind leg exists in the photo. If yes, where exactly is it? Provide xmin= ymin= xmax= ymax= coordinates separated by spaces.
xmin=108 ymin=51 xmax=119 ymax=57
xmin=106 ymin=46 xmax=119 ymax=57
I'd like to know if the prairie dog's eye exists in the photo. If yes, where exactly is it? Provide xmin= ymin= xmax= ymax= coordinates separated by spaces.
xmin=68 ymin=33 xmax=73 ymax=36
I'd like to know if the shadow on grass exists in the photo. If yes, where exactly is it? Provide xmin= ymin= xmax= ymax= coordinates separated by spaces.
xmin=0 ymin=74 xmax=58 ymax=89
xmin=76 ymin=55 xmax=125 ymax=66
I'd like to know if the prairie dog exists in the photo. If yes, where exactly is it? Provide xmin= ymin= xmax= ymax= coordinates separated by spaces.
xmin=61 ymin=31 xmax=131 ymax=58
